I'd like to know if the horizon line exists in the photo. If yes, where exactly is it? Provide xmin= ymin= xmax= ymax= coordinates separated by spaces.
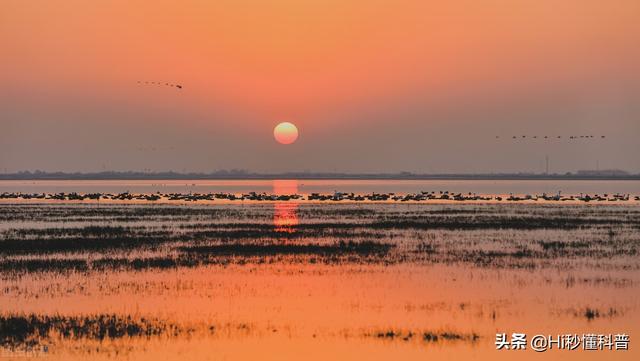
xmin=0 ymin=170 xmax=638 ymax=181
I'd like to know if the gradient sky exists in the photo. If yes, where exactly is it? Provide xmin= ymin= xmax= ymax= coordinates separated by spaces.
xmin=2 ymin=0 xmax=639 ymax=173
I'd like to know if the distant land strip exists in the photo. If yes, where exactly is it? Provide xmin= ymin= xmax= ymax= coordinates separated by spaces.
xmin=0 ymin=170 xmax=639 ymax=181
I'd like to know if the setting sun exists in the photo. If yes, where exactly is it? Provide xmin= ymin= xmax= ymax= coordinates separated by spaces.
xmin=273 ymin=122 xmax=299 ymax=145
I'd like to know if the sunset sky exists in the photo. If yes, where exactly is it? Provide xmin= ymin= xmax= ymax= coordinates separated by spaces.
xmin=2 ymin=0 xmax=639 ymax=173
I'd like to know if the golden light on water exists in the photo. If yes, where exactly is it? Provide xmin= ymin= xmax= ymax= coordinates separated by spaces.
xmin=273 ymin=180 xmax=299 ymax=232
xmin=273 ymin=122 xmax=299 ymax=145
xmin=273 ymin=203 xmax=298 ymax=232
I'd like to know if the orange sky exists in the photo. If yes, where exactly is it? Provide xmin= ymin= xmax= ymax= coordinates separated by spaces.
xmin=2 ymin=0 xmax=640 ymax=172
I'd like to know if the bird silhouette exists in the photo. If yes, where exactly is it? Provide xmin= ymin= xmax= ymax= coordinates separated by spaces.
xmin=498 ymin=134 xmax=607 ymax=141
xmin=138 ymin=81 xmax=183 ymax=90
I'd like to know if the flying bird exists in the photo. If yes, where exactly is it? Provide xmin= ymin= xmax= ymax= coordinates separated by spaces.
xmin=138 ymin=81 xmax=183 ymax=90
xmin=498 ymin=134 xmax=608 ymax=141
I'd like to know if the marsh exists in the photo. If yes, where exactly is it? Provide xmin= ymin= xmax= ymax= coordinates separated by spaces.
xmin=0 ymin=198 xmax=638 ymax=360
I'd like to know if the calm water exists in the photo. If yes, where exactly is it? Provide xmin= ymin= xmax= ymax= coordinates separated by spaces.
xmin=1 ymin=179 xmax=639 ymax=195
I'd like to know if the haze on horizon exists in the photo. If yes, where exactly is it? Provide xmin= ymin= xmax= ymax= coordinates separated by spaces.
xmin=2 ymin=0 xmax=639 ymax=174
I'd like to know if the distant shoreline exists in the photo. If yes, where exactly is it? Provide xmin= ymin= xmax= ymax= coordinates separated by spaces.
xmin=1 ymin=172 xmax=639 ymax=181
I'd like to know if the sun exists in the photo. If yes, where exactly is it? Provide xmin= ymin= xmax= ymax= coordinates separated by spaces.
xmin=273 ymin=122 xmax=299 ymax=145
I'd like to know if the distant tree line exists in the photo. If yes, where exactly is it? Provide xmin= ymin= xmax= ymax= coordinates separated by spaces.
xmin=0 ymin=169 xmax=638 ymax=180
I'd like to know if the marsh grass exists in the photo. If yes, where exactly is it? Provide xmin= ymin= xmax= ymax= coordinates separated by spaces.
xmin=581 ymin=307 xmax=620 ymax=320
xmin=0 ymin=203 xmax=638 ymax=273
xmin=364 ymin=329 xmax=480 ymax=343
xmin=179 ymin=241 xmax=393 ymax=256
xmin=0 ymin=314 xmax=191 ymax=347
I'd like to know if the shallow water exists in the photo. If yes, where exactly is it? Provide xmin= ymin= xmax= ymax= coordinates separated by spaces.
xmin=0 ymin=194 xmax=638 ymax=359
xmin=2 ymin=178 xmax=640 ymax=195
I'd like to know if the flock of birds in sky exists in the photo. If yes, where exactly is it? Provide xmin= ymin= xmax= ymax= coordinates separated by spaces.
xmin=496 ymin=135 xmax=606 ymax=140
xmin=132 ymin=83 xmax=611 ymax=145
xmin=137 ymin=81 xmax=182 ymax=89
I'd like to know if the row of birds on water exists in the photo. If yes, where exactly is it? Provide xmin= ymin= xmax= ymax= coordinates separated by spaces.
xmin=137 ymin=81 xmax=182 ymax=89
xmin=497 ymin=135 xmax=606 ymax=139
xmin=1 ymin=191 xmax=637 ymax=203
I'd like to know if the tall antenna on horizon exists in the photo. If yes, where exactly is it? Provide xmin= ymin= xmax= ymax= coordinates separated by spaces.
xmin=545 ymin=155 xmax=549 ymax=175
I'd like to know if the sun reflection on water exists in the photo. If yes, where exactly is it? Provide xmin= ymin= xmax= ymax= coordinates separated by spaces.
xmin=273 ymin=180 xmax=299 ymax=233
